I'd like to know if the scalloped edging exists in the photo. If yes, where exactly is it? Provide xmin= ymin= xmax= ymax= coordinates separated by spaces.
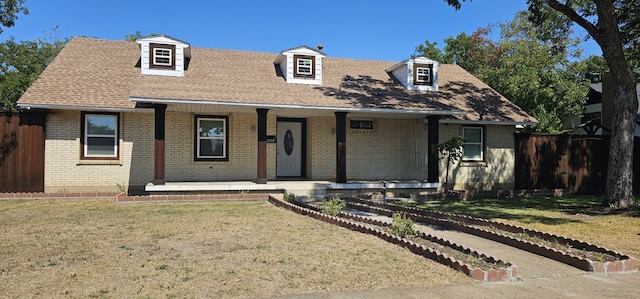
xmin=351 ymin=197 xmax=638 ymax=273
xmin=114 ymin=193 xmax=270 ymax=203
xmin=269 ymin=196 xmax=518 ymax=282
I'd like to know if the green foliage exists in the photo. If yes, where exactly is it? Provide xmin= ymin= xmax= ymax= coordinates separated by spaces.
xmin=419 ymin=9 xmax=590 ymax=133
xmin=438 ymin=136 xmax=466 ymax=191
xmin=0 ymin=0 xmax=28 ymax=34
xmin=321 ymin=197 xmax=346 ymax=216
xmin=283 ymin=191 xmax=296 ymax=202
xmin=0 ymin=28 xmax=66 ymax=111
xmin=391 ymin=212 xmax=416 ymax=238
xmin=438 ymin=136 xmax=466 ymax=166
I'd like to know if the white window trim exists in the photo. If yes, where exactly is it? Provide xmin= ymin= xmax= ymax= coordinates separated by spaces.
xmin=462 ymin=127 xmax=484 ymax=161
xmin=153 ymin=48 xmax=173 ymax=66
xmin=83 ymin=114 xmax=118 ymax=158
xmin=296 ymin=58 xmax=313 ymax=75
xmin=416 ymin=67 xmax=431 ymax=83
xmin=196 ymin=117 xmax=227 ymax=159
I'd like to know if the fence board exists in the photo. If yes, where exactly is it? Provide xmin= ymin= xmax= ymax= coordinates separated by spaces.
xmin=0 ymin=112 xmax=46 ymax=192
xmin=515 ymin=133 xmax=640 ymax=195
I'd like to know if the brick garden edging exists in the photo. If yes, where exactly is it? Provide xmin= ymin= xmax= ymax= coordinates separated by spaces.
xmin=0 ymin=192 xmax=120 ymax=200
xmin=0 ymin=192 xmax=270 ymax=202
xmin=115 ymin=193 xmax=270 ymax=203
xmin=351 ymin=197 xmax=638 ymax=273
xmin=268 ymin=195 xmax=518 ymax=282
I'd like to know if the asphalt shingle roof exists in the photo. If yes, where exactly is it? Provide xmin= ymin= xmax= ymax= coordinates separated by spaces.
xmin=18 ymin=37 xmax=537 ymax=124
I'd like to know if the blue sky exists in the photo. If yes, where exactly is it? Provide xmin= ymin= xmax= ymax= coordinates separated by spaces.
xmin=1 ymin=0 xmax=600 ymax=62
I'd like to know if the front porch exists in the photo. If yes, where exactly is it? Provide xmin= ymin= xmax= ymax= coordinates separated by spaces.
xmin=144 ymin=180 xmax=440 ymax=201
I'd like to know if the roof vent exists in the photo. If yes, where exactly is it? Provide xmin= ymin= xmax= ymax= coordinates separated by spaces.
xmin=317 ymin=44 xmax=324 ymax=51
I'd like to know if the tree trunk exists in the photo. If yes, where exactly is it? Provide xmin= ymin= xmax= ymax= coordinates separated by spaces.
xmin=587 ymin=1 xmax=637 ymax=208
xmin=603 ymin=71 xmax=637 ymax=208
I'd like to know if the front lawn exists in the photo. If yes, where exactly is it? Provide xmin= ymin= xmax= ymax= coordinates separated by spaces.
xmin=0 ymin=199 xmax=469 ymax=298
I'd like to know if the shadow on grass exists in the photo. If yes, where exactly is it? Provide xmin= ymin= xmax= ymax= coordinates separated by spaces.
xmin=404 ymin=196 xmax=612 ymax=225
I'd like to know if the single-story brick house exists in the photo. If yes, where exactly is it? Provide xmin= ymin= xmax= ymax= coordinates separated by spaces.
xmin=16 ymin=35 xmax=536 ymax=195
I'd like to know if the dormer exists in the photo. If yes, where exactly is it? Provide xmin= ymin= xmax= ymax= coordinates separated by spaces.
xmin=385 ymin=57 xmax=439 ymax=91
xmin=136 ymin=34 xmax=191 ymax=77
xmin=274 ymin=45 xmax=326 ymax=85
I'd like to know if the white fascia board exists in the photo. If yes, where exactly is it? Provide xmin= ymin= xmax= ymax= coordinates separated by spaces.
xmin=385 ymin=59 xmax=409 ymax=73
xmin=17 ymin=103 xmax=154 ymax=113
xmin=279 ymin=45 xmax=326 ymax=57
xmin=130 ymin=97 xmax=465 ymax=117
xmin=440 ymin=118 xmax=539 ymax=126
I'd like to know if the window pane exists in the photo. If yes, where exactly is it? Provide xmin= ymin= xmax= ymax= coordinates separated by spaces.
xmin=87 ymin=115 xmax=116 ymax=135
xmin=199 ymin=120 xmax=224 ymax=137
xmin=464 ymin=128 xmax=482 ymax=143
xmin=87 ymin=137 xmax=116 ymax=156
xmin=200 ymin=139 xmax=224 ymax=157
xmin=463 ymin=144 xmax=482 ymax=160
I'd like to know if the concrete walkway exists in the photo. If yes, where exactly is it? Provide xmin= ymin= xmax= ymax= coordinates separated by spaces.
xmin=265 ymin=208 xmax=639 ymax=299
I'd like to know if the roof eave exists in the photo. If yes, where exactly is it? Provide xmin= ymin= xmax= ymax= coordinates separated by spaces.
xmin=130 ymin=97 xmax=465 ymax=117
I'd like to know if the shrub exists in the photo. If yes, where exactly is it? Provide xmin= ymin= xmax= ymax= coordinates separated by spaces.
xmin=321 ymin=197 xmax=346 ymax=216
xmin=392 ymin=212 xmax=416 ymax=238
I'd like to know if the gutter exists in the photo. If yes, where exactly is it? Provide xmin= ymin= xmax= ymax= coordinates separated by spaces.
xmin=130 ymin=97 xmax=466 ymax=117
xmin=16 ymin=103 xmax=154 ymax=113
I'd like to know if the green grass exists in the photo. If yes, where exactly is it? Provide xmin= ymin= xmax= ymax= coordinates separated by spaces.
xmin=404 ymin=195 xmax=640 ymax=262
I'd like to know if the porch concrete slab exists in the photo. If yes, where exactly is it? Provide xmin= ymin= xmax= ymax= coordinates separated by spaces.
xmin=145 ymin=180 xmax=438 ymax=193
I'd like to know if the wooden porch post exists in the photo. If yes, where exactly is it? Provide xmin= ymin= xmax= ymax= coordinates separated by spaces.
xmin=335 ymin=112 xmax=348 ymax=183
xmin=153 ymin=104 xmax=167 ymax=185
xmin=256 ymin=108 xmax=269 ymax=184
xmin=427 ymin=115 xmax=440 ymax=183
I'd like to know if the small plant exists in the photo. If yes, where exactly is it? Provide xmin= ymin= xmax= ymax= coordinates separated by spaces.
xmin=283 ymin=191 xmax=296 ymax=202
xmin=116 ymin=182 xmax=126 ymax=193
xmin=438 ymin=136 xmax=466 ymax=192
xmin=321 ymin=197 xmax=346 ymax=216
xmin=391 ymin=212 xmax=416 ymax=238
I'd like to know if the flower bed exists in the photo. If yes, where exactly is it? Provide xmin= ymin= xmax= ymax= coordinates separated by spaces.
xmin=350 ymin=197 xmax=637 ymax=273
xmin=269 ymin=195 xmax=518 ymax=282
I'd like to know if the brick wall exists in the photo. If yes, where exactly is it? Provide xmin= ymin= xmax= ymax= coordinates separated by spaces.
xmin=439 ymin=123 xmax=515 ymax=190
xmin=44 ymin=110 xmax=154 ymax=193
xmin=43 ymin=110 xmax=516 ymax=192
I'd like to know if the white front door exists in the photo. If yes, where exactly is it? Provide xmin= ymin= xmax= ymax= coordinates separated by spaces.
xmin=277 ymin=121 xmax=302 ymax=177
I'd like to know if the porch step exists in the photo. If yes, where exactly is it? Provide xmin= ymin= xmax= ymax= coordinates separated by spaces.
xmin=284 ymin=188 xmax=328 ymax=202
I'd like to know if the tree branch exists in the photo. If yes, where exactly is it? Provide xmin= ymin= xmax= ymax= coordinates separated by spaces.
xmin=545 ymin=0 xmax=602 ymax=42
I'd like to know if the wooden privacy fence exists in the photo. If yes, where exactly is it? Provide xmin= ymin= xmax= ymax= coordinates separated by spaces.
xmin=0 ymin=111 xmax=46 ymax=192
xmin=515 ymin=133 xmax=640 ymax=195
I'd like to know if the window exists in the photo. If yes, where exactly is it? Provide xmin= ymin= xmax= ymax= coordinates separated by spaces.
xmin=462 ymin=127 xmax=483 ymax=161
xmin=195 ymin=116 xmax=228 ymax=160
xmin=81 ymin=113 xmax=119 ymax=159
xmin=413 ymin=63 xmax=433 ymax=85
xmin=154 ymin=48 xmax=172 ymax=65
xmin=350 ymin=120 xmax=373 ymax=129
xmin=294 ymin=55 xmax=315 ymax=78
xmin=150 ymin=43 xmax=175 ymax=69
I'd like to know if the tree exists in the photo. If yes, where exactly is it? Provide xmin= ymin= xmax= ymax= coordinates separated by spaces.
xmin=415 ymin=12 xmax=588 ymax=133
xmin=438 ymin=136 xmax=466 ymax=192
xmin=0 ymin=0 xmax=28 ymax=34
xmin=0 ymin=32 xmax=66 ymax=111
xmin=444 ymin=0 xmax=638 ymax=208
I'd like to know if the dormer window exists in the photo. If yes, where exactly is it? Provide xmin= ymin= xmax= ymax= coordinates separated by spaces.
xmin=294 ymin=55 xmax=315 ymax=78
xmin=274 ymin=46 xmax=325 ymax=85
xmin=386 ymin=57 xmax=439 ymax=91
xmin=150 ymin=43 xmax=175 ymax=69
xmin=414 ymin=64 xmax=433 ymax=85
